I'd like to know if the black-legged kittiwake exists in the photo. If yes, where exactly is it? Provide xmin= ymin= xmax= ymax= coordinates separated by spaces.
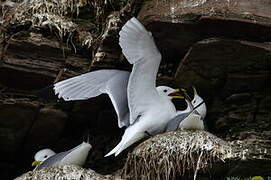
xmin=53 ymin=17 xmax=185 ymax=157
xmin=32 ymin=142 xmax=91 ymax=170
xmin=166 ymin=87 xmax=207 ymax=131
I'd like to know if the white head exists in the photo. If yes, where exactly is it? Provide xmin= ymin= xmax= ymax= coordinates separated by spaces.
xmin=191 ymin=87 xmax=207 ymax=119
xmin=32 ymin=149 xmax=56 ymax=166
xmin=156 ymin=86 xmax=184 ymax=100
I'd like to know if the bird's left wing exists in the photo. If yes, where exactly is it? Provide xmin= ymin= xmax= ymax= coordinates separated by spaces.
xmin=54 ymin=69 xmax=131 ymax=128
xmin=119 ymin=17 xmax=162 ymax=125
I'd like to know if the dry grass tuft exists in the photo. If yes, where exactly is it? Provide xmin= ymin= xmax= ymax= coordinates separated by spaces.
xmin=15 ymin=165 xmax=122 ymax=180
xmin=6 ymin=0 xmax=89 ymax=39
xmin=122 ymin=130 xmax=232 ymax=180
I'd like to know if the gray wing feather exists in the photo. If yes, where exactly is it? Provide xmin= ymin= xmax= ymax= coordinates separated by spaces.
xmin=35 ymin=142 xmax=88 ymax=170
xmin=165 ymin=112 xmax=191 ymax=132
xmin=35 ymin=150 xmax=71 ymax=170
xmin=54 ymin=70 xmax=130 ymax=128
xmin=119 ymin=17 xmax=162 ymax=125
xmin=105 ymin=72 xmax=130 ymax=127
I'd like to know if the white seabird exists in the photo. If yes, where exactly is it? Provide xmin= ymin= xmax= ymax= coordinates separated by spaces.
xmin=165 ymin=87 xmax=207 ymax=131
xmin=32 ymin=142 xmax=91 ymax=170
xmin=54 ymin=17 xmax=184 ymax=157
xmin=190 ymin=86 xmax=207 ymax=119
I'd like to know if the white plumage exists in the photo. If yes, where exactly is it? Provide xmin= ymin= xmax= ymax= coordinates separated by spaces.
xmin=53 ymin=18 xmax=198 ymax=157
xmin=54 ymin=70 xmax=130 ymax=128
xmin=178 ymin=87 xmax=207 ymax=130
xmin=33 ymin=142 xmax=91 ymax=170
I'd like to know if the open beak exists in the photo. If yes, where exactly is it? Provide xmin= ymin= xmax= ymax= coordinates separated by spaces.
xmin=168 ymin=89 xmax=184 ymax=99
xmin=192 ymin=86 xmax=198 ymax=95
xmin=32 ymin=160 xmax=42 ymax=166
xmin=181 ymin=88 xmax=192 ymax=101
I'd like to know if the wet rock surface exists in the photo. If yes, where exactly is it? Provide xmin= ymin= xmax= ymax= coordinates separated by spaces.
xmin=0 ymin=0 xmax=271 ymax=179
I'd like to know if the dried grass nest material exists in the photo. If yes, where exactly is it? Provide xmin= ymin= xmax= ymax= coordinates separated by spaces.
xmin=2 ymin=0 xmax=90 ymax=39
xmin=15 ymin=165 xmax=122 ymax=180
xmin=122 ymin=130 xmax=232 ymax=180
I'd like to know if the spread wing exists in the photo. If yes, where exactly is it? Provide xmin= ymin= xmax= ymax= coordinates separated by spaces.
xmin=119 ymin=17 xmax=162 ymax=125
xmin=54 ymin=69 xmax=130 ymax=128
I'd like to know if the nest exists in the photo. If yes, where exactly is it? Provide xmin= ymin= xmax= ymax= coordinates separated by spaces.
xmin=122 ymin=130 xmax=232 ymax=180
xmin=15 ymin=165 xmax=120 ymax=180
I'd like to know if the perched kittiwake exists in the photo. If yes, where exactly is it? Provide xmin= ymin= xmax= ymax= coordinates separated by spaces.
xmin=189 ymin=86 xmax=207 ymax=119
xmin=53 ymin=17 xmax=185 ymax=157
xmin=32 ymin=142 xmax=91 ymax=170
xmin=166 ymin=87 xmax=207 ymax=131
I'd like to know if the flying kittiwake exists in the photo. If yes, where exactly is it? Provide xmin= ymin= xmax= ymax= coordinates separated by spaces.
xmin=32 ymin=142 xmax=91 ymax=170
xmin=53 ymin=17 xmax=185 ymax=157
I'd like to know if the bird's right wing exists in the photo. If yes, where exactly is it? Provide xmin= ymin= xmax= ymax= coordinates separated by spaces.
xmin=119 ymin=17 xmax=162 ymax=125
xmin=54 ymin=69 xmax=130 ymax=128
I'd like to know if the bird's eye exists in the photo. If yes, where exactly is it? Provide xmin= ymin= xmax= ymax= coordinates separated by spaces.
xmin=44 ymin=155 xmax=48 ymax=158
xmin=193 ymin=100 xmax=196 ymax=103
xmin=163 ymin=90 xmax=167 ymax=93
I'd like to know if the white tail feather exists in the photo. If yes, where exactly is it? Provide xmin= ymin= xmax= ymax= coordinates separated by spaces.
xmin=105 ymin=125 xmax=145 ymax=157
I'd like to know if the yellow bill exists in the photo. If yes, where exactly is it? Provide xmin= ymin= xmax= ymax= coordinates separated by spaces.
xmin=168 ymin=89 xmax=184 ymax=99
xmin=31 ymin=160 xmax=42 ymax=166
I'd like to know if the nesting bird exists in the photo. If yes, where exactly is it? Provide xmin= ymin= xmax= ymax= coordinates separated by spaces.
xmin=177 ymin=87 xmax=207 ymax=130
xmin=32 ymin=142 xmax=91 ymax=170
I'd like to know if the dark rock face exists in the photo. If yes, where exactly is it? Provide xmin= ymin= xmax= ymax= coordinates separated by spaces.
xmin=91 ymin=12 xmax=131 ymax=71
xmin=0 ymin=98 xmax=68 ymax=178
xmin=0 ymin=98 xmax=39 ymax=159
xmin=1 ymin=32 xmax=90 ymax=90
xmin=24 ymin=108 xmax=67 ymax=151
xmin=138 ymin=0 xmax=271 ymax=77
xmin=1 ymin=0 xmax=271 ymax=179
